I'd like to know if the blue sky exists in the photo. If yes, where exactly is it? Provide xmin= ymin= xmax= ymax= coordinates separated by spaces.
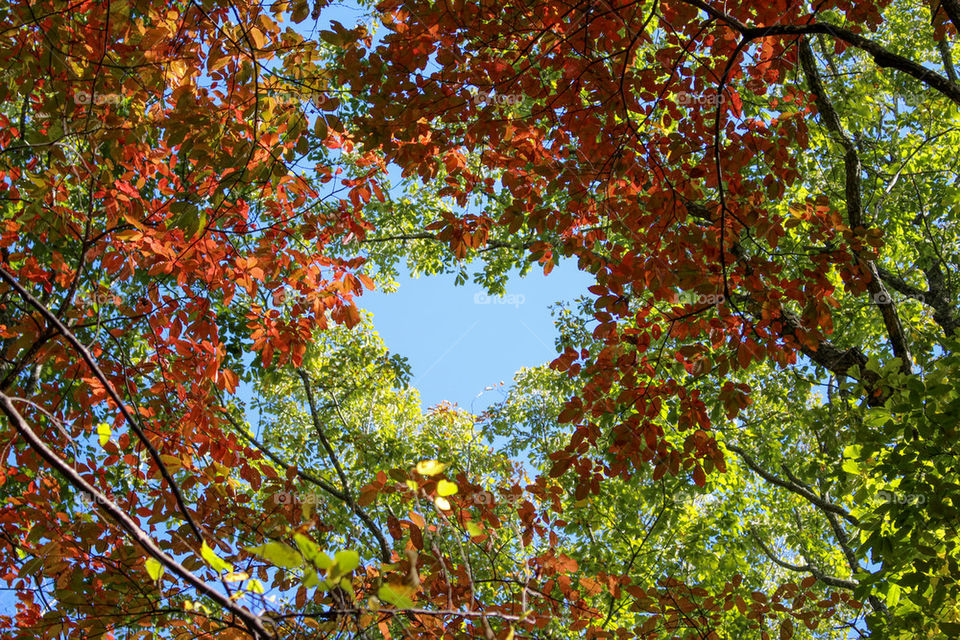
xmin=299 ymin=4 xmax=598 ymax=414
xmin=356 ymin=262 xmax=593 ymax=413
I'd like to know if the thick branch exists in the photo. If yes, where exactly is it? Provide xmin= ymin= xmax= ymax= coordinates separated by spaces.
xmin=0 ymin=392 xmax=273 ymax=640
xmin=677 ymin=0 xmax=960 ymax=102
xmin=938 ymin=38 xmax=959 ymax=84
xmin=876 ymin=266 xmax=960 ymax=336
xmin=798 ymin=40 xmax=914 ymax=374
xmin=0 ymin=266 xmax=207 ymax=545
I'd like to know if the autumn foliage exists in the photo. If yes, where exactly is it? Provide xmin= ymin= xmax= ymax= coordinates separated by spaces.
xmin=1 ymin=0 xmax=959 ymax=638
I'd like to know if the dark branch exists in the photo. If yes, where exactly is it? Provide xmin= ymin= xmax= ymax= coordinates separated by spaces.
xmin=0 ymin=392 xmax=273 ymax=640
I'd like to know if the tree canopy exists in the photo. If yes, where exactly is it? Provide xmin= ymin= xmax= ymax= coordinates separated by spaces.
xmin=1 ymin=0 xmax=959 ymax=638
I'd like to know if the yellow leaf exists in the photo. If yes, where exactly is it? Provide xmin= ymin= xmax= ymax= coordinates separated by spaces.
xmin=159 ymin=454 xmax=182 ymax=474
xmin=416 ymin=460 xmax=446 ymax=476
xmin=436 ymin=480 xmax=458 ymax=496
xmin=201 ymin=542 xmax=233 ymax=573
xmin=224 ymin=571 xmax=249 ymax=582
xmin=97 ymin=423 xmax=111 ymax=446
xmin=378 ymin=583 xmax=416 ymax=608
xmin=145 ymin=557 xmax=164 ymax=581
xmin=115 ymin=230 xmax=143 ymax=242
xmin=434 ymin=497 xmax=451 ymax=510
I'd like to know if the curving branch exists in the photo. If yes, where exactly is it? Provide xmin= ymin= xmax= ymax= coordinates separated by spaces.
xmin=725 ymin=443 xmax=860 ymax=527
xmin=798 ymin=39 xmax=914 ymax=374
xmin=678 ymin=0 xmax=960 ymax=104
xmin=876 ymin=266 xmax=960 ymax=337
xmin=0 ymin=265 xmax=208 ymax=545
xmin=296 ymin=369 xmax=392 ymax=562
xmin=218 ymin=406 xmax=348 ymax=503
xmin=748 ymin=526 xmax=858 ymax=590
xmin=0 ymin=391 xmax=274 ymax=640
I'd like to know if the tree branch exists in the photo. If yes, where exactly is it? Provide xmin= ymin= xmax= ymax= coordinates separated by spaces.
xmin=876 ymin=266 xmax=960 ymax=336
xmin=749 ymin=526 xmax=858 ymax=589
xmin=676 ymin=0 xmax=960 ymax=104
xmin=725 ymin=443 xmax=860 ymax=527
xmin=798 ymin=39 xmax=914 ymax=374
xmin=218 ymin=406 xmax=348 ymax=502
xmin=296 ymin=369 xmax=392 ymax=562
xmin=0 ymin=391 xmax=273 ymax=640
xmin=0 ymin=265 xmax=208 ymax=545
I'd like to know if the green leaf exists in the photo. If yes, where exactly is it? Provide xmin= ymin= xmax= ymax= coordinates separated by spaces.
xmin=377 ymin=583 xmax=415 ymax=608
xmin=863 ymin=410 xmax=890 ymax=428
xmin=885 ymin=583 xmax=901 ymax=607
xmin=328 ymin=549 xmax=360 ymax=580
xmin=303 ymin=567 xmax=321 ymax=588
xmin=335 ymin=549 xmax=360 ymax=573
xmin=293 ymin=533 xmax=321 ymax=562
xmin=843 ymin=444 xmax=862 ymax=459
xmin=201 ymin=542 xmax=233 ymax=573
xmin=246 ymin=541 xmax=303 ymax=569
